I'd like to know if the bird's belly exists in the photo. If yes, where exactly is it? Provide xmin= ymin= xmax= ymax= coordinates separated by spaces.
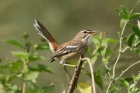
xmin=61 ymin=52 xmax=84 ymax=64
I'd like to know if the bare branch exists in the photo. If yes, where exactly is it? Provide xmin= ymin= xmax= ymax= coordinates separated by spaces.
xmin=66 ymin=55 xmax=96 ymax=93
xmin=82 ymin=57 xmax=96 ymax=93
xmin=66 ymin=55 xmax=84 ymax=93
xmin=115 ymin=60 xmax=140 ymax=80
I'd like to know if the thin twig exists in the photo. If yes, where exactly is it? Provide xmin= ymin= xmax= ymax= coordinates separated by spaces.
xmin=21 ymin=59 xmax=27 ymax=93
xmin=122 ymin=46 xmax=129 ymax=53
xmin=66 ymin=55 xmax=84 ymax=93
xmin=112 ymin=20 xmax=128 ymax=77
xmin=115 ymin=60 xmax=140 ymax=80
xmin=21 ymin=82 xmax=26 ymax=93
xmin=106 ymin=16 xmax=128 ymax=93
xmin=130 ymin=0 xmax=140 ymax=14
xmin=82 ymin=57 xmax=96 ymax=93
xmin=21 ymin=43 xmax=30 ymax=93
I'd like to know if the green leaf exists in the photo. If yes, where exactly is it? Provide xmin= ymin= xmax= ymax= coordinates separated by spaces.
xmin=28 ymin=54 xmax=45 ymax=62
xmin=94 ymin=70 xmax=103 ymax=90
xmin=133 ymin=48 xmax=140 ymax=55
xmin=5 ymin=39 xmax=24 ymax=48
xmin=0 ymin=75 xmax=8 ymax=84
xmin=26 ymin=89 xmax=37 ymax=93
xmin=84 ymin=70 xmax=103 ymax=90
xmin=120 ymin=19 xmax=127 ymax=30
xmin=41 ymin=38 xmax=46 ymax=42
xmin=121 ymin=5 xmax=130 ymax=14
xmin=124 ymin=77 xmax=133 ymax=83
xmin=127 ymin=33 xmax=135 ymax=47
xmin=92 ymin=36 xmax=100 ymax=45
xmin=115 ymin=9 xmax=121 ymax=13
xmin=29 ymin=64 xmax=54 ymax=74
xmin=130 ymin=13 xmax=140 ymax=20
xmin=106 ymin=38 xmax=118 ymax=43
xmin=26 ymin=41 xmax=33 ymax=46
xmin=39 ymin=86 xmax=54 ymax=93
xmin=9 ymin=84 xmax=18 ymax=91
xmin=25 ymin=71 xmax=39 ymax=82
xmin=135 ymin=41 xmax=140 ymax=47
xmin=101 ymin=39 xmax=108 ymax=47
xmin=108 ymin=85 xmax=118 ymax=93
xmin=91 ymin=56 xmax=97 ymax=64
xmin=5 ymin=89 xmax=17 ymax=93
xmin=122 ymin=14 xmax=129 ymax=19
xmin=104 ymin=68 xmax=111 ymax=74
xmin=35 ymin=43 xmax=49 ymax=50
xmin=119 ymin=79 xmax=129 ymax=88
xmin=128 ymin=24 xmax=140 ymax=37
xmin=26 ymin=86 xmax=54 ymax=93
xmin=11 ymin=51 xmax=28 ymax=58
xmin=119 ymin=12 xmax=125 ymax=17
xmin=8 ymin=61 xmax=22 ymax=71
xmin=84 ymin=71 xmax=91 ymax=78
xmin=132 ymin=73 xmax=140 ymax=82
xmin=129 ymin=84 xmax=135 ymax=90
xmin=87 ymin=47 xmax=91 ymax=53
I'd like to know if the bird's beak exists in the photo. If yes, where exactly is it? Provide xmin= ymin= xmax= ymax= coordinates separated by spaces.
xmin=90 ymin=31 xmax=97 ymax=35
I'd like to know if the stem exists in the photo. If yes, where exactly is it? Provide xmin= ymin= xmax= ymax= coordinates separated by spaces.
xmin=106 ymin=18 xmax=128 ymax=93
xmin=21 ymin=40 xmax=30 ymax=93
xmin=21 ymin=82 xmax=26 ymax=93
xmin=82 ymin=58 xmax=96 ymax=93
xmin=112 ymin=21 xmax=127 ymax=79
xmin=21 ymin=59 xmax=27 ymax=93
xmin=115 ymin=60 xmax=140 ymax=80
xmin=112 ymin=53 xmax=121 ymax=78
xmin=106 ymin=1 xmax=140 ymax=92
xmin=106 ymin=81 xmax=113 ymax=93
xmin=66 ymin=55 xmax=84 ymax=93
xmin=122 ymin=46 xmax=129 ymax=53
xmin=91 ymin=46 xmax=100 ymax=57
xmin=130 ymin=0 xmax=140 ymax=14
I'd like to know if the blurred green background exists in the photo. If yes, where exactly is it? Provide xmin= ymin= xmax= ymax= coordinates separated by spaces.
xmin=0 ymin=0 xmax=140 ymax=93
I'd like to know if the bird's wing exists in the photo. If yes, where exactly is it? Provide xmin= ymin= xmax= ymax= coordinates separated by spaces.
xmin=49 ymin=41 xmax=79 ymax=62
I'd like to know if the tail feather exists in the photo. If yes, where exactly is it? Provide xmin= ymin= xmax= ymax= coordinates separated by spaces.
xmin=34 ymin=20 xmax=58 ymax=53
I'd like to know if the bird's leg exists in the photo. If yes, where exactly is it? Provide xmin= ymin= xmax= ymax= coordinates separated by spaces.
xmin=60 ymin=61 xmax=76 ymax=78
xmin=62 ymin=63 xmax=76 ymax=67
xmin=64 ymin=65 xmax=72 ymax=78
xmin=60 ymin=61 xmax=76 ymax=67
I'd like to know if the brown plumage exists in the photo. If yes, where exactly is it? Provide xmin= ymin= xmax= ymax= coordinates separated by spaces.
xmin=34 ymin=20 xmax=97 ymax=66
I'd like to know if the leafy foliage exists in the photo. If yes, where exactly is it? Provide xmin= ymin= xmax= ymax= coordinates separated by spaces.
xmin=0 ymin=33 xmax=53 ymax=93
xmin=81 ymin=1 xmax=140 ymax=93
xmin=99 ymin=1 xmax=140 ymax=93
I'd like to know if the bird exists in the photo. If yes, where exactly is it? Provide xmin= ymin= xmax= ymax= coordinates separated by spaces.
xmin=33 ymin=20 xmax=97 ymax=76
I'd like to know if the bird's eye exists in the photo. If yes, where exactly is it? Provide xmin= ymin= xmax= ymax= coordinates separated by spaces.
xmin=83 ymin=31 xmax=87 ymax=33
xmin=82 ymin=30 xmax=87 ymax=33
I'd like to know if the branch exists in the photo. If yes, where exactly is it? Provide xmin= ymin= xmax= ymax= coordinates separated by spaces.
xmin=66 ymin=55 xmax=84 ymax=93
xmin=66 ymin=56 xmax=96 ymax=93
xmin=115 ymin=60 xmax=140 ymax=80
xmin=106 ymin=16 xmax=128 ymax=93
xmin=82 ymin=57 xmax=96 ymax=93
xmin=21 ymin=82 xmax=26 ymax=93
